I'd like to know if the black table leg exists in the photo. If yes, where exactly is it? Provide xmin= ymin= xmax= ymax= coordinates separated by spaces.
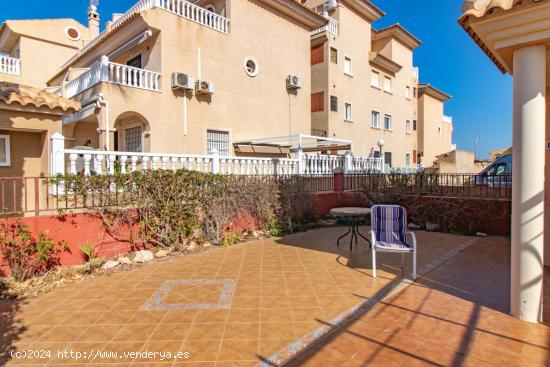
xmin=356 ymin=227 xmax=371 ymax=249
xmin=337 ymin=226 xmax=351 ymax=247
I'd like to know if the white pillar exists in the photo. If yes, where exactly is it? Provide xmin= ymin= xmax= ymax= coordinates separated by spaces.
xmin=50 ymin=132 xmax=65 ymax=176
xmin=209 ymin=148 xmax=220 ymax=174
xmin=296 ymin=148 xmax=304 ymax=174
xmin=511 ymin=45 xmax=546 ymax=323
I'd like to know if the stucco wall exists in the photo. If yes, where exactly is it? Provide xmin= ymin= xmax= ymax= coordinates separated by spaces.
xmin=418 ymin=93 xmax=452 ymax=167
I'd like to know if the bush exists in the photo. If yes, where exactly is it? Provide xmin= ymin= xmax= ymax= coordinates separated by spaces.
xmin=0 ymin=221 xmax=69 ymax=281
xmin=50 ymin=171 xmax=320 ymax=248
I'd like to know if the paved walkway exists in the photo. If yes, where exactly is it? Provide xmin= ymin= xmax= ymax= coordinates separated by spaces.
xmin=288 ymin=237 xmax=550 ymax=367
xmin=1 ymin=227 xmax=470 ymax=366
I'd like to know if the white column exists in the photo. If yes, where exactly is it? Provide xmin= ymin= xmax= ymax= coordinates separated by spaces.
xmin=511 ymin=45 xmax=546 ymax=323
xmin=50 ymin=132 xmax=65 ymax=176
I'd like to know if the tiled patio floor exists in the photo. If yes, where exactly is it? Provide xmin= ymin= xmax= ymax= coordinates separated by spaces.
xmin=0 ymin=227 xmax=472 ymax=366
xmin=288 ymin=237 xmax=550 ymax=367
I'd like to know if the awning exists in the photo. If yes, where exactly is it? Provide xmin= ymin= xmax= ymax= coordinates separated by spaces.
xmin=62 ymin=103 xmax=98 ymax=125
xmin=233 ymin=134 xmax=352 ymax=153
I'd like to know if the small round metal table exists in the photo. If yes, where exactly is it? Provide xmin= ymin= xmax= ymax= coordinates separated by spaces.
xmin=330 ymin=207 xmax=371 ymax=250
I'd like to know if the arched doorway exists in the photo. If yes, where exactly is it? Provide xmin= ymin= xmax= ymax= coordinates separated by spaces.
xmin=113 ymin=112 xmax=150 ymax=152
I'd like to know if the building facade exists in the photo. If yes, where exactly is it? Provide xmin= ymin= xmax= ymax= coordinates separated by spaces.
xmin=308 ymin=0 xmax=453 ymax=169
xmin=45 ymin=0 xmax=325 ymax=157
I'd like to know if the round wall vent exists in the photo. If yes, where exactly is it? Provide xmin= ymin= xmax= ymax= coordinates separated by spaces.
xmin=244 ymin=57 xmax=259 ymax=77
xmin=65 ymin=27 xmax=81 ymax=41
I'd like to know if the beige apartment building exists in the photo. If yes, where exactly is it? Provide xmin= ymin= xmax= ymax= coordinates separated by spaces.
xmin=41 ymin=0 xmax=326 ymax=157
xmin=308 ymin=0 xmax=453 ymax=169
xmin=0 ymin=19 xmax=91 ymax=88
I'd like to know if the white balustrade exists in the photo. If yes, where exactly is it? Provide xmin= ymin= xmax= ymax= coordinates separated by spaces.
xmin=311 ymin=17 xmax=338 ymax=36
xmin=65 ymin=57 xmax=161 ymax=98
xmin=0 ymin=55 xmax=21 ymax=75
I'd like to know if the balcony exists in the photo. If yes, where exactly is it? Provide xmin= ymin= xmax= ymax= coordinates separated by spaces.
xmin=0 ymin=55 xmax=21 ymax=76
xmin=64 ymin=56 xmax=161 ymax=98
xmin=412 ymin=66 xmax=419 ymax=80
xmin=61 ymin=0 xmax=230 ymax=70
xmin=311 ymin=16 xmax=338 ymax=36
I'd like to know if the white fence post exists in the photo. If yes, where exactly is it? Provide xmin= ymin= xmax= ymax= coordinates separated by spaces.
xmin=209 ymin=148 xmax=220 ymax=174
xmin=344 ymin=151 xmax=352 ymax=174
xmin=50 ymin=132 xmax=65 ymax=176
xmin=296 ymin=148 xmax=304 ymax=175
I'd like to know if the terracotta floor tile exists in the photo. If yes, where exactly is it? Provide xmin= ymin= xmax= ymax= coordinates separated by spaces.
xmin=217 ymin=339 xmax=259 ymax=361
xmin=39 ymin=325 xmax=84 ymax=342
xmin=227 ymin=308 xmax=259 ymax=323
xmin=128 ymin=311 xmax=168 ymax=324
xmin=223 ymin=322 xmax=260 ymax=340
xmin=161 ymin=310 xmax=197 ymax=324
xmin=194 ymin=310 xmax=228 ymax=324
xmin=112 ymin=323 xmax=158 ymax=342
xmin=76 ymin=324 xmax=123 ymax=342
xmin=149 ymin=323 xmax=191 ymax=341
xmin=95 ymin=310 xmax=137 ymax=324
xmin=180 ymin=340 xmax=221 ymax=362
xmin=185 ymin=322 xmax=225 ymax=340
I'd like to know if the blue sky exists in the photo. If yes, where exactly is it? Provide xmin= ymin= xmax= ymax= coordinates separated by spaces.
xmin=2 ymin=0 xmax=512 ymax=158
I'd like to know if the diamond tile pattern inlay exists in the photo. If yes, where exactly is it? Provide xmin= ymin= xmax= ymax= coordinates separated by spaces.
xmin=142 ymin=279 xmax=236 ymax=310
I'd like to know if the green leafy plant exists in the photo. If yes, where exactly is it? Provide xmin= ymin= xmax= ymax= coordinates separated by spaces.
xmin=0 ymin=221 xmax=69 ymax=281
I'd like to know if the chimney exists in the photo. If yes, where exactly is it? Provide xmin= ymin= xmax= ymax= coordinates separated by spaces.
xmin=88 ymin=4 xmax=100 ymax=38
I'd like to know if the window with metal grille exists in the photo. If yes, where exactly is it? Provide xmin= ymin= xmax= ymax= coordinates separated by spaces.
xmin=405 ymin=154 xmax=411 ymax=167
xmin=125 ymin=126 xmax=142 ymax=152
xmin=406 ymin=120 xmax=411 ymax=134
xmin=207 ymin=130 xmax=229 ymax=155
xmin=406 ymin=86 xmax=411 ymax=99
xmin=311 ymin=44 xmax=324 ymax=65
xmin=311 ymin=92 xmax=324 ymax=112
xmin=413 ymin=120 xmax=417 ymax=131
xmin=330 ymin=47 xmax=338 ymax=64
xmin=0 ymin=134 xmax=10 ymax=166
xmin=344 ymin=103 xmax=352 ymax=121
xmin=330 ymin=96 xmax=338 ymax=112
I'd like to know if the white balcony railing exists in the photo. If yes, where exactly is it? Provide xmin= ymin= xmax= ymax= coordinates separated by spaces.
xmin=311 ymin=17 xmax=338 ymax=36
xmin=0 ymin=55 xmax=21 ymax=75
xmin=50 ymin=135 xmax=386 ymax=177
xmin=64 ymin=56 xmax=161 ymax=98
xmin=443 ymin=115 xmax=453 ymax=125
xmin=303 ymin=154 xmax=384 ymax=174
xmin=61 ymin=0 xmax=229 ymax=70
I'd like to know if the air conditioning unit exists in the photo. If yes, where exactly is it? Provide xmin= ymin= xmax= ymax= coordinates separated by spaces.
xmin=324 ymin=0 xmax=337 ymax=11
xmin=287 ymin=75 xmax=302 ymax=89
xmin=195 ymin=80 xmax=214 ymax=95
xmin=171 ymin=72 xmax=194 ymax=90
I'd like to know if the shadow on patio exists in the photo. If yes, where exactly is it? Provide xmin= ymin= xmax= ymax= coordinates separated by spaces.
xmin=277 ymin=236 xmax=550 ymax=367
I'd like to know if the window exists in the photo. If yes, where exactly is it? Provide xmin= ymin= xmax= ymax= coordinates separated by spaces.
xmin=413 ymin=149 xmax=417 ymax=164
xmin=405 ymin=154 xmax=411 ymax=167
xmin=0 ymin=134 xmax=10 ymax=166
xmin=127 ymin=54 xmax=142 ymax=69
xmin=330 ymin=47 xmax=338 ymax=64
xmin=371 ymin=111 xmax=380 ymax=128
xmin=384 ymin=114 xmax=392 ymax=131
xmin=244 ymin=57 xmax=259 ymax=77
xmin=413 ymin=87 xmax=417 ymax=98
xmin=311 ymin=44 xmax=324 ymax=65
xmin=413 ymin=120 xmax=417 ymax=131
xmin=344 ymin=57 xmax=352 ymax=75
xmin=371 ymin=70 xmax=380 ymax=88
xmin=384 ymin=76 xmax=392 ymax=93
xmin=406 ymin=120 xmax=411 ymax=134
xmin=330 ymin=96 xmax=338 ymax=112
xmin=126 ymin=54 xmax=142 ymax=85
xmin=125 ymin=126 xmax=142 ymax=152
xmin=406 ymin=86 xmax=411 ymax=99
xmin=207 ymin=130 xmax=229 ymax=155
xmin=344 ymin=103 xmax=352 ymax=121
xmin=311 ymin=92 xmax=324 ymax=112
xmin=384 ymin=152 xmax=392 ymax=168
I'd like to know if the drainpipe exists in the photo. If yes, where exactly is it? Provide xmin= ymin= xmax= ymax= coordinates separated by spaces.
xmin=97 ymin=94 xmax=110 ymax=151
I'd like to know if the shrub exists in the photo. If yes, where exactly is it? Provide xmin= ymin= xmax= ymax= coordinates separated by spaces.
xmin=0 ymin=221 xmax=69 ymax=281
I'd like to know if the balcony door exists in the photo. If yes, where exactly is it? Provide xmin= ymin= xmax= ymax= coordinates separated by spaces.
xmin=126 ymin=54 xmax=142 ymax=85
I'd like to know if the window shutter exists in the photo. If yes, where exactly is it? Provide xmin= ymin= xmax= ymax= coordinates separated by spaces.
xmin=330 ymin=47 xmax=338 ymax=64
xmin=311 ymin=92 xmax=324 ymax=112
xmin=330 ymin=96 xmax=338 ymax=112
xmin=413 ymin=150 xmax=417 ymax=163
xmin=311 ymin=44 xmax=324 ymax=65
